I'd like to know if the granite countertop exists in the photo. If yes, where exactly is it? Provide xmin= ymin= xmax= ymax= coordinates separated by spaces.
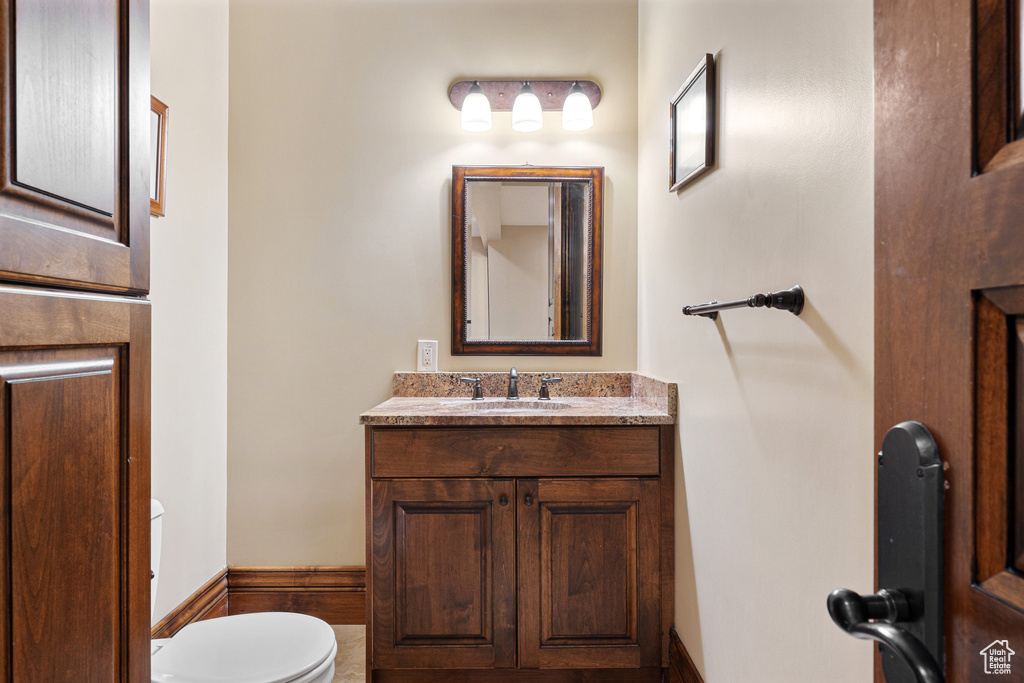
xmin=359 ymin=372 xmax=677 ymax=426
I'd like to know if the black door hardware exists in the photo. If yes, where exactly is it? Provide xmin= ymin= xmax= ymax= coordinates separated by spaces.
xmin=827 ymin=421 xmax=945 ymax=683
xmin=828 ymin=589 xmax=942 ymax=683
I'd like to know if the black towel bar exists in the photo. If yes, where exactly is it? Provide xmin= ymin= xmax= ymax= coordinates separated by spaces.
xmin=682 ymin=285 xmax=804 ymax=321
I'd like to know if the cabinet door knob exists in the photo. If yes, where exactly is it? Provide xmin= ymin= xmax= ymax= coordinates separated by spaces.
xmin=499 ymin=494 xmax=508 ymax=506
xmin=524 ymin=494 xmax=534 ymax=506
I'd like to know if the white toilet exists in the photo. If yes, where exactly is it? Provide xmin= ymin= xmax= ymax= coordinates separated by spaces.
xmin=150 ymin=500 xmax=338 ymax=683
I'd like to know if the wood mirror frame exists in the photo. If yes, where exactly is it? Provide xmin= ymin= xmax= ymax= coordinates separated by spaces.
xmin=451 ymin=165 xmax=604 ymax=356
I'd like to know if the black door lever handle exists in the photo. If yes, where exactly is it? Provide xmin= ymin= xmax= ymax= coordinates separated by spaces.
xmin=829 ymin=422 xmax=944 ymax=683
xmin=828 ymin=588 xmax=943 ymax=683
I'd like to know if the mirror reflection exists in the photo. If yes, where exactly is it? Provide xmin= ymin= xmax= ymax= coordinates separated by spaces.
xmin=452 ymin=166 xmax=603 ymax=356
xmin=466 ymin=180 xmax=590 ymax=341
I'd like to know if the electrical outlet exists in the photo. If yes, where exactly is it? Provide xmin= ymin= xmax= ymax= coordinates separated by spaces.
xmin=417 ymin=340 xmax=438 ymax=372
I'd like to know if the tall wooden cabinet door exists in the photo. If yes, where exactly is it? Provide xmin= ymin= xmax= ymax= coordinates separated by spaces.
xmin=0 ymin=0 xmax=150 ymax=293
xmin=0 ymin=286 xmax=151 ymax=683
xmin=371 ymin=478 xmax=516 ymax=670
xmin=518 ymin=479 xmax=660 ymax=669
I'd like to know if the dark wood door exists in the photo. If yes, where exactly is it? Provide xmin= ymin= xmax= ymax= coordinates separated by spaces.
xmin=877 ymin=0 xmax=1024 ymax=679
xmin=0 ymin=286 xmax=150 ymax=683
xmin=517 ymin=479 xmax=660 ymax=670
xmin=0 ymin=0 xmax=150 ymax=293
xmin=370 ymin=478 xmax=516 ymax=670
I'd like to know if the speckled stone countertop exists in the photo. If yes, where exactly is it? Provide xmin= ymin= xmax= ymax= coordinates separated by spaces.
xmin=359 ymin=372 xmax=677 ymax=426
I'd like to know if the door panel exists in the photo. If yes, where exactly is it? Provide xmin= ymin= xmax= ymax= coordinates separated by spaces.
xmin=395 ymin=500 xmax=490 ymax=643
xmin=518 ymin=479 xmax=659 ymax=670
xmin=0 ymin=0 xmax=149 ymax=293
xmin=974 ymin=291 xmax=1024 ymax=608
xmin=0 ymin=286 xmax=150 ymax=683
xmin=7 ymin=350 xmax=121 ymax=682
xmin=877 ymin=0 xmax=1024 ymax=677
xmin=546 ymin=504 xmax=633 ymax=640
xmin=371 ymin=478 xmax=515 ymax=670
xmin=14 ymin=0 xmax=117 ymax=214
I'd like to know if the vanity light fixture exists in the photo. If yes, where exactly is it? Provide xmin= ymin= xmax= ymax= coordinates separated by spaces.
xmin=460 ymin=81 xmax=492 ymax=132
xmin=561 ymin=81 xmax=594 ymax=131
xmin=448 ymin=80 xmax=602 ymax=132
xmin=511 ymin=82 xmax=543 ymax=132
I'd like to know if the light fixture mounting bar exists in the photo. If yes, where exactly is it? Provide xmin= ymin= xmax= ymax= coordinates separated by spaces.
xmin=449 ymin=80 xmax=601 ymax=111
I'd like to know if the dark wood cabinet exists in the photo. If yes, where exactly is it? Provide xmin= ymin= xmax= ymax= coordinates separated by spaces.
xmin=0 ymin=286 xmax=151 ymax=683
xmin=0 ymin=1 xmax=151 ymax=681
xmin=0 ymin=0 xmax=150 ymax=293
xmin=366 ymin=426 xmax=673 ymax=683
xmin=370 ymin=479 xmax=516 ymax=670
xmin=517 ymin=478 xmax=660 ymax=670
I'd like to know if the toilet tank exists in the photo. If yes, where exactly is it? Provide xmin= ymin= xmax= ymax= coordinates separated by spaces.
xmin=150 ymin=499 xmax=164 ymax=623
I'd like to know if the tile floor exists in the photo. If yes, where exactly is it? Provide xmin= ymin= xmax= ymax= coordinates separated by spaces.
xmin=330 ymin=625 xmax=365 ymax=683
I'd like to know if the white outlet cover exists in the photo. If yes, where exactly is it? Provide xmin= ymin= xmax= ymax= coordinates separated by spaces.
xmin=417 ymin=340 xmax=439 ymax=372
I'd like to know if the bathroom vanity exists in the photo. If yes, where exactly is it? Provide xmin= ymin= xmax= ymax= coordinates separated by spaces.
xmin=361 ymin=372 xmax=676 ymax=682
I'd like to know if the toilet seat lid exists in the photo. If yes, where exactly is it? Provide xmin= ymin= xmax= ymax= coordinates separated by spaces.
xmin=152 ymin=612 xmax=335 ymax=683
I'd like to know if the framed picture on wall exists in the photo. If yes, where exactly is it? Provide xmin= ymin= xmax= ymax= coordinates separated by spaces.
xmin=150 ymin=95 xmax=168 ymax=216
xmin=669 ymin=53 xmax=715 ymax=192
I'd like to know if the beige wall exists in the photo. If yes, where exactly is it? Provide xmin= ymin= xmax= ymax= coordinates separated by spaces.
xmin=500 ymin=185 xmax=548 ymax=225
xmin=226 ymin=0 xmax=638 ymax=565
xmin=149 ymin=0 xmax=230 ymax=622
xmin=637 ymin=1 xmax=874 ymax=681
xmin=468 ymin=236 xmax=490 ymax=340
xmin=469 ymin=182 xmax=502 ymax=247
xmin=487 ymin=225 xmax=549 ymax=340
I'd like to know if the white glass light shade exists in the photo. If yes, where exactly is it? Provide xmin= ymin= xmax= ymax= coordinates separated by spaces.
xmin=512 ymin=83 xmax=543 ymax=132
xmin=460 ymin=83 xmax=492 ymax=132
xmin=561 ymin=83 xmax=593 ymax=131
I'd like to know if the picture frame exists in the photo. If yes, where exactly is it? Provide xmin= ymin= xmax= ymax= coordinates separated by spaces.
xmin=669 ymin=53 xmax=715 ymax=192
xmin=150 ymin=95 xmax=168 ymax=216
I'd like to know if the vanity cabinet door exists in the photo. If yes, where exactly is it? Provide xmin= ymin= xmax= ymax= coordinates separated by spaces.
xmin=517 ymin=478 xmax=661 ymax=670
xmin=370 ymin=478 xmax=516 ymax=670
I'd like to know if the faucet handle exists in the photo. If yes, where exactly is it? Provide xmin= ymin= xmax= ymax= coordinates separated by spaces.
xmin=460 ymin=377 xmax=484 ymax=400
xmin=538 ymin=377 xmax=562 ymax=400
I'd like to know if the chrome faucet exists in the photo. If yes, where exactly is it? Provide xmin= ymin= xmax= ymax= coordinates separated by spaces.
xmin=507 ymin=367 xmax=519 ymax=400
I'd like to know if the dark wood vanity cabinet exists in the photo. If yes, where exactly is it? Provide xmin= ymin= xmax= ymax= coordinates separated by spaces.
xmin=366 ymin=425 xmax=673 ymax=682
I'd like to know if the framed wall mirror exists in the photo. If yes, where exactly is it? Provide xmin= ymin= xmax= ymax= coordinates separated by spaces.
xmin=452 ymin=165 xmax=603 ymax=355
